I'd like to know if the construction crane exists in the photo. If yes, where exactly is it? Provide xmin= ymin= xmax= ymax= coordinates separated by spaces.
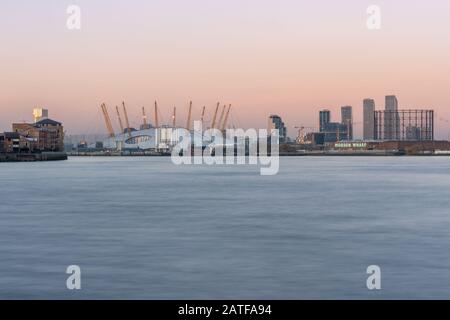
xmin=211 ymin=102 xmax=220 ymax=129
xmin=122 ymin=101 xmax=132 ymax=138
xmin=294 ymin=126 xmax=316 ymax=144
xmin=172 ymin=106 xmax=176 ymax=128
xmin=217 ymin=105 xmax=226 ymax=130
xmin=186 ymin=101 xmax=193 ymax=130
xmin=201 ymin=106 xmax=206 ymax=123
xmin=101 ymin=103 xmax=115 ymax=138
xmin=115 ymin=105 xmax=124 ymax=134
xmin=142 ymin=106 xmax=148 ymax=129
xmin=154 ymin=101 xmax=159 ymax=128
xmin=221 ymin=104 xmax=232 ymax=132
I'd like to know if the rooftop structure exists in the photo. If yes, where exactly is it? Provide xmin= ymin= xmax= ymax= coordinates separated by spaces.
xmin=33 ymin=108 xmax=49 ymax=123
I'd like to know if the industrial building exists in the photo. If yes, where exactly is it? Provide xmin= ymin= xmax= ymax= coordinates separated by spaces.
xmin=361 ymin=95 xmax=434 ymax=142
xmin=374 ymin=109 xmax=434 ymax=141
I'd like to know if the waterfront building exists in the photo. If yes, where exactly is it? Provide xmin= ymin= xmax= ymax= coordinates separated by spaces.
xmin=0 ymin=132 xmax=21 ymax=153
xmin=268 ymin=115 xmax=287 ymax=142
xmin=12 ymin=111 xmax=65 ymax=152
xmin=322 ymin=122 xmax=349 ymax=143
xmin=319 ymin=110 xmax=331 ymax=132
xmin=363 ymin=99 xmax=375 ymax=140
xmin=374 ymin=109 xmax=434 ymax=141
xmin=341 ymin=106 xmax=353 ymax=140
xmin=308 ymin=132 xmax=325 ymax=146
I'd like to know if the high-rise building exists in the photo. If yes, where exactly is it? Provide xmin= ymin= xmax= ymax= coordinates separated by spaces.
xmin=384 ymin=95 xmax=399 ymax=140
xmin=385 ymin=95 xmax=398 ymax=111
xmin=319 ymin=110 xmax=331 ymax=132
xmin=363 ymin=99 xmax=375 ymax=140
xmin=33 ymin=108 xmax=49 ymax=123
xmin=341 ymin=106 xmax=353 ymax=140
xmin=268 ymin=115 xmax=287 ymax=142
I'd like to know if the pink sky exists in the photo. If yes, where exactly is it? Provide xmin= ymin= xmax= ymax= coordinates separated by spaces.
xmin=1 ymin=0 xmax=450 ymax=139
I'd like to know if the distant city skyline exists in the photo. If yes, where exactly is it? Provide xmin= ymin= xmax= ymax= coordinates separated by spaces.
xmin=1 ymin=1 xmax=450 ymax=139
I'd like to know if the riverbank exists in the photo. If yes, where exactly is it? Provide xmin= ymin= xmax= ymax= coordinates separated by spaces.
xmin=0 ymin=152 xmax=67 ymax=162
xmin=67 ymin=150 xmax=450 ymax=157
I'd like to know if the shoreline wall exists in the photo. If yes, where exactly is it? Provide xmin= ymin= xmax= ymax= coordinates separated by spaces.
xmin=0 ymin=152 xmax=67 ymax=162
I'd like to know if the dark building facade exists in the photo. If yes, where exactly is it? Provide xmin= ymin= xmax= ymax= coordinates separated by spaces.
xmin=0 ymin=132 xmax=21 ymax=153
xmin=268 ymin=115 xmax=287 ymax=142
xmin=323 ymin=122 xmax=349 ymax=143
xmin=319 ymin=110 xmax=331 ymax=132
xmin=341 ymin=106 xmax=353 ymax=140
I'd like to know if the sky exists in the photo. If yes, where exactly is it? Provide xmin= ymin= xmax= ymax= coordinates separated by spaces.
xmin=1 ymin=0 xmax=450 ymax=139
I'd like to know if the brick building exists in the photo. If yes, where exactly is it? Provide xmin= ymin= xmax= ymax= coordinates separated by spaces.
xmin=0 ymin=132 xmax=21 ymax=153
xmin=11 ymin=118 xmax=64 ymax=152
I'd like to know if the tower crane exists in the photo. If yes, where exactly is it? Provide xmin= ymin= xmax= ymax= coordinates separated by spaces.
xmin=294 ymin=126 xmax=316 ymax=144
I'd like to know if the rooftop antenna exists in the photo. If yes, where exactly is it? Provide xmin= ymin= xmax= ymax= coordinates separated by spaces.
xmin=154 ymin=101 xmax=159 ymax=128
xmin=172 ymin=106 xmax=176 ymax=128
xmin=122 ymin=101 xmax=132 ymax=138
xmin=142 ymin=106 xmax=148 ymax=129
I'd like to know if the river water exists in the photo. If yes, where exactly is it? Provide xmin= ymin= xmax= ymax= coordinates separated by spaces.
xmin=1 ymin=156 xmax=450 ymax=299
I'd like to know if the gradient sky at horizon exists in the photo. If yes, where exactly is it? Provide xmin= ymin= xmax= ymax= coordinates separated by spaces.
xmin=1 ymin=0 xmax=450 ymax=138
